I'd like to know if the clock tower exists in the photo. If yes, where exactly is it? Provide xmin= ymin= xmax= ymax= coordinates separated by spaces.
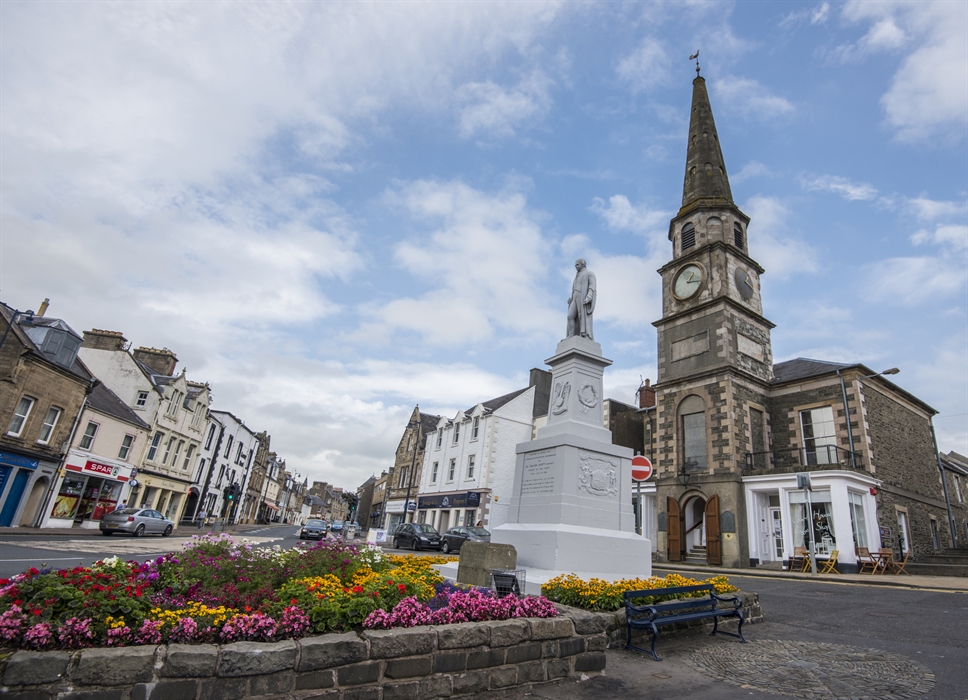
xmin=653 ymin=74 xmax=775 ymax=567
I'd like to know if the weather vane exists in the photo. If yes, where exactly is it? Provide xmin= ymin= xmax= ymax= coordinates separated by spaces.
xmin=689 ymin=49 xmax=700 ymax=75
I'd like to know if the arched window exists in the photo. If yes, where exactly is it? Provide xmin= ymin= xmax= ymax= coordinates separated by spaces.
xmin=678 ymin=395 xmax=707 ymax=472
xmin=733 ymin=222 xmax=744 ymax=248
xmin=681 ymin=223 xmax=696 ymax=251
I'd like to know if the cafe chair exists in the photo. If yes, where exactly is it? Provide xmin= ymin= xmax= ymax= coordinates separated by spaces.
xmin=892 ymin=549 xmax=911 ymax=575
xmin=856 ymin=547 xmax=878 ymax=574
xmin=819 ymin=550 xmax=840 ymax=574
xmin=791 ymin=546 xmax=811 ymax=572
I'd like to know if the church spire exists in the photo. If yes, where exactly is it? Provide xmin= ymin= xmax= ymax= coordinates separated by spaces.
xmin=681 ymin=76 xmax=733 ymax=211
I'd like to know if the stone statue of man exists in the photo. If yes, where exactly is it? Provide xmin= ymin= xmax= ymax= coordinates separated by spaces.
xmin=566 ymin=258 xmax=596 ymax=340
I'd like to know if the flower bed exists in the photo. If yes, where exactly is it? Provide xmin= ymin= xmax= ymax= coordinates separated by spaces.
xmin=0 ymin=534 xmax=557 ymax=650
xmin=540 ymin=572 xmax=739 ymax=611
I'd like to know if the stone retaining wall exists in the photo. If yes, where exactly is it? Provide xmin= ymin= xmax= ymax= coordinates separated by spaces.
xmin=0 ymin=592 xmax=761 ymax=700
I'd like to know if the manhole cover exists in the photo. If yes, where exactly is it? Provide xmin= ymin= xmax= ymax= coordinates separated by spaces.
xmin=686 ymin=640 xmax=935 ymax=699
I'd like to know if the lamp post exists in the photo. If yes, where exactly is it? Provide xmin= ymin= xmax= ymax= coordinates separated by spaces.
xmin=837 ymin=367 xmax=900 ymax=469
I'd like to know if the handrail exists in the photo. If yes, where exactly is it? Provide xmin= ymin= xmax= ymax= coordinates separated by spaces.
xmin=744 ymin=445 xmax=865 ymax=474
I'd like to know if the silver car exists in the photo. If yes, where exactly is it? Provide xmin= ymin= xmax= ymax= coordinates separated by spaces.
xmin=99 ymin=507 xmax=174 ymax=537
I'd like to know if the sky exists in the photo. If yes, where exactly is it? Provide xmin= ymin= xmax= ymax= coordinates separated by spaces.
xmin=2 ymin=1 xmax=966 ymax=490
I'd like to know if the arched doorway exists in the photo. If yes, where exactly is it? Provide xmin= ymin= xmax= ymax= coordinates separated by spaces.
xmin=682 ymin=494 xmax=707 ymax=552
xmin=18 ymin=477 xmax=48 ymax=527
xmin=667 ymin=492 xmax=722 ymax=565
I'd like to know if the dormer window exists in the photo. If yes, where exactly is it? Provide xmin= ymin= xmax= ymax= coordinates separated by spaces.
xmin=436 ymin=431 xmax=442 ymax=448
xmin=733 ymin=222 xmax=744 ymax=248
xmin=681 ymin=223 xmax=696 ymax=251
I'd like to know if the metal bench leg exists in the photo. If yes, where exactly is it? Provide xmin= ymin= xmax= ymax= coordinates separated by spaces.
xmin=710 ymin=615 xmax=719 ymax=636
xmin=736 ymin=612 xmax=747 ymax=643
xmin=649 ymin=624 xmax=661 ymax=661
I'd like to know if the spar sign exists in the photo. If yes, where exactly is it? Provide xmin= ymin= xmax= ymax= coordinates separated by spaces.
xmin=631 ymin=455 xmax=653 ymax=482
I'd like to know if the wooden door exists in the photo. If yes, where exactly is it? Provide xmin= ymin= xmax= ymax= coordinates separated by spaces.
xmin=667 ymin=497 xmax=682 ymax=561
xmin=705 ymin=495 xmax=722 ymax=565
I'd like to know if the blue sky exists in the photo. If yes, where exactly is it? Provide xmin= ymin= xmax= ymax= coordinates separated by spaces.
xmin=2 ymin=1 xmax=965 ymax=488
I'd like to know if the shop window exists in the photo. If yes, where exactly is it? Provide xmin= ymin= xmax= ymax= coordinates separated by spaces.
xmin=51 ymin=476 xmax=85 ymax=519
xmin=467 ymin=455 xmax=475 ymax=479
xmin=800 ymin=406 xmax=837 ymax=465
xmin=431 ymin=461 xmax=439 ymax=483
xmin=37 ymin=407 xmax=62 ymax=444
xmin=448 ymin=458 xmax=456 ymax=481
xmin=7 ymin=396 xmax=35 ymax=437
xmin=472 ymin=417 xmax=480 ymax=439
xmin=848 ymin=491 xmax=868 ymax=549
xmin=146 ymin=432 xmax=162 ymax=461
xmin=136 ymin=391 xmax=149 ymax=408
xmin=118 ymin=434 xmax=135 ymax=460
xmin=79 ymin=422 xmax=99 ymax=450
xmin=789 ymin=489 xmax=836 ymax=556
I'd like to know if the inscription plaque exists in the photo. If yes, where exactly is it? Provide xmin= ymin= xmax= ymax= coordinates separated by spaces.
xmin=521 ymin=450 xmax=556 ymax=495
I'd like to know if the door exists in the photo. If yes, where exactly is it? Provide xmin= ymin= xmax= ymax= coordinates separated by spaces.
xmin=667 ymin=497 xmax=682 ymax=561
xmin=0 ymin=469 xmax=30 ymax=527
xmin=705 ymin=495 xmax=722 ymax=565
xmin=770 ymin=508 xmax=784 ymax=559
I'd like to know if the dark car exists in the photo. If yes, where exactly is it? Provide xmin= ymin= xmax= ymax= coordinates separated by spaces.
xmin=392 ymin=522 xmax=443 ymax=551
xmin=299 ymin=519 xmax=328 ymax=540
xmin=441 ymin=525 xmax=490 ymax=554
xmin=99 ymin=508 xmax=174 ymax=537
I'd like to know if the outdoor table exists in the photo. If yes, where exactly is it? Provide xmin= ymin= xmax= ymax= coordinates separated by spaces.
xmin=872 ymin=548 xmax=894 ymax=574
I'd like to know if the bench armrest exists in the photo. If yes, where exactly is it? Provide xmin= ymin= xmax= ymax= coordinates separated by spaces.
xmin=711 ymin=593 xmax=742 ymax=610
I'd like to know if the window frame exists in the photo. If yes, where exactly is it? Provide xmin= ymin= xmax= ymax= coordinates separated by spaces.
xmin=431 ymin=461 xmax=439 ymax=483
xmin=135 ymin=391 xmax=149 ymax=408
xmin=447 ymin=458 xmax=456 ymax=481
xmin=800 ymin=405 xmax=838 ymax=466
xmin=472 ymin=416 xmax=480 ymax=440
xmin=37 ymin=406 xmax=62 ymax=445
xmin=146 ymin=432 xmax=163 ymax=461
xmin=118 ymin=434 xmax=135 ymax=461
xmin=436 ymin=431 xmax=442 ymax=449
xmin=79 ymin=421 xmax=100 ymax=451
xmin=7 ymin=396 xmax=35 ymax=437
xmin=466 ymin=454 xmax=475 ymax=480
xmin=453 ymin=422 xmax=460 ymax=444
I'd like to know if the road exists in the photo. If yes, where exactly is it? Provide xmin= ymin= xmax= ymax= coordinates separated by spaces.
xmin=2 ymin=533 xmax=964 ymax=698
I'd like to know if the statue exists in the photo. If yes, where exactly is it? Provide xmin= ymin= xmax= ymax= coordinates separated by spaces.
xmin=566 ymin=258 xmax=596 ymax=340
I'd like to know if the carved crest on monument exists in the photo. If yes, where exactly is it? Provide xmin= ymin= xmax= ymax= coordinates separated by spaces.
xmin=578 ymin=454 xmax=618 ymax=497
xmin=577 ymin=383 xmax=598 ymax=413
xmin=551 ymin=381 xmax=571 ymax=415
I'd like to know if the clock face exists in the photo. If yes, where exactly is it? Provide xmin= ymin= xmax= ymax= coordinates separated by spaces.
xmin=674 ymin=264 xmax=704 ymax=299
xmin=734 ymin=267 xmax=755 ymax=300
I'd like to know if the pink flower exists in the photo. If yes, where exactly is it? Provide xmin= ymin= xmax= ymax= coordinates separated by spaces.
xmin=23 ymin=622 xmax=53 ymax=649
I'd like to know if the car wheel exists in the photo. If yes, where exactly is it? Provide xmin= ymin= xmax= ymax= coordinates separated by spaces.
xmin=393 ymin=539 xmax=400 ymax=549
xmin=134 ymin=524 xmax=145 ymax=537
xmin=162 ymin=525 xmax=173 ymax=537
xmin=441 ymin=541 xmax=450 ymax=554
xmin=412 ymin=539 xmax=419 ymax=552
xmin=101 ymin=531 xmax=113 ymax=536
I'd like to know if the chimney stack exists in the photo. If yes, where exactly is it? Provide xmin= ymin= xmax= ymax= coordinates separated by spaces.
xmin=132 ymin=346 xmax=178 ymax=376
xmin=82 ymin=329 xmax=128 ymax=351
xmin=637 ymin=378 xmax=656 ymax=409
xmin=37 ymin=298 xmax=50 ymax=317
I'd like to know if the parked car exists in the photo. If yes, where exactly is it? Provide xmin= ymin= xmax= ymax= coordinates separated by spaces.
xmin=392 ymin=522 xmax=443 ymax=551
xmin=441 ymin=525 xmax=490 ymax=554
xmin=99 ymin=508 xmax=174 ymax=537
xmin=330 ymin=520 xmax=344 ymax=533
xmin=299 ymin=519 xmax=328 ymax=540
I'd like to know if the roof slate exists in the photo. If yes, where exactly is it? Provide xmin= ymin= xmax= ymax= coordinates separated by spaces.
xmin=771 ymin=357 xmax=854 ymax=384
xmin=87 ymin=382 xmax=151 ymax=431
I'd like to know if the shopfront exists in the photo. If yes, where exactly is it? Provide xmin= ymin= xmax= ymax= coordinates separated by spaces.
xmin=45 ymin=455 xmax=133 ymax=529
xmin=416 ymin=491 xmax=484 ymax=532
xmin=0 ymin=449 xmax=57 ymax=528
xmin=383 ymin=499 xmax=417 ymax=531
xmin=130 ymin=474 xmax=190 ymax=526
xmin=743 ymin=470 xmax=880 ymax=570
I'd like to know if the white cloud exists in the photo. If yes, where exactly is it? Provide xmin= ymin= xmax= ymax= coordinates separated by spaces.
xmin=731 ymin=161 xmax=771 ymax=183
xmin=911 ymin=224 xmax=968 ymax=252
xmin=802 ymin=174 xmax=879 ymax=201
xmin=616 ymin=38 xmax=670 ymax=93
xmin=743 ymin=196 xmax=819 ymax=279
xmin=456 ymin=70 xmax=554 ymax=139
xmin=839 ymin=1 xmax=968 ymax=143
xmin=906 ymin=196 xmax=968 ymax=221
xmin=356 ymin=180 xmax=558 ymax=347
xmin=712 ymin=77 xmax=794 ymax=120
xmin=863 ymin=256 xmax=967 ymax=306
xmin=589 ymin=195 xmax=670 ymax=237
xmin=780 ymin=2 xmax=830 ymax=29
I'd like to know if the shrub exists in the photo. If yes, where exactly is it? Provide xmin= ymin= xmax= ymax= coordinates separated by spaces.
xmin=540 ymin=573 xmax=738 ymax=611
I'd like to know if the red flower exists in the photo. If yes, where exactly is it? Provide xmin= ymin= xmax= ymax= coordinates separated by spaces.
xmin=244 ymin=606 xmax=252 ymax=612
xmin=352 ymin=586 xmax=364 ymax=594
xmin=290 ymin=598 xmax=298 ymax=605
xmin=397 ymin=584 xmax=407 ymax=592
xmin=27 ymin=568 xmax=39 ymax=577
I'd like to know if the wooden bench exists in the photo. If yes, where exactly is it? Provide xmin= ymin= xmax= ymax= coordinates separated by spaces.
xmin=624 ymin=584 xmax=747 ymax=661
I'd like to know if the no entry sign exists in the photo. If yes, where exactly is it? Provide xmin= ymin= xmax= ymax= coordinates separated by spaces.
xmin=631 ymin=455 xmax=653 ymax=482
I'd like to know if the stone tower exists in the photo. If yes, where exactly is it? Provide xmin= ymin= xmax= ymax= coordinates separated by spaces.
xmin=652 ymin=75 xmax=775 ymax=568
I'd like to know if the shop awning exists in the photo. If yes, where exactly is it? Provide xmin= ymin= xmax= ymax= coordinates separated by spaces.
xmin=262 ymin=500 xmax=279 ymax=511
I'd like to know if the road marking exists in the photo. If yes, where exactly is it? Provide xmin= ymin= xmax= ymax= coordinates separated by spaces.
xmin=22 ymin=535 xmax=283 ymax=556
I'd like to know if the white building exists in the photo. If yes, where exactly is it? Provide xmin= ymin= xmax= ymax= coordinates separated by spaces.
xmin=42 ymin=383 xmax=151 ymax=529
xmin=195 ymin=410 xmax=261 ymax=523
xmin=79 ymin=330 xmax=210 ymax=527
xmin=415 ymin=377 xmax=548 ymax=533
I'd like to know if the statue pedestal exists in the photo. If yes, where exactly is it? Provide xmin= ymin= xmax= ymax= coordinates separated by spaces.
xmin=492 ymin=337 xmax=652 ymax=579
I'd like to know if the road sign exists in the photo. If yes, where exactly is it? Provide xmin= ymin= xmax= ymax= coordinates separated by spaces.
xmin=631 ymin=455 xmax=653 ymax=481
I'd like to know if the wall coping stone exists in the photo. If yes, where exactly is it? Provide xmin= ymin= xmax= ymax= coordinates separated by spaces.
xmin=74 ymin=645 xmax=158 ymax=686
xmin=218 ymin=639 xmax=297 ymax=677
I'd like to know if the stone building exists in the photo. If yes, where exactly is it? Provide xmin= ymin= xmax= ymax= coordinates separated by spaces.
xmin=78 ymin=329 xmax=211 ymax=527
xmin=645 ymin=74 xmax=958 ymax=571
xmin=0 ymin=301 xmax=95 ymax=528
xmin=381 ymin=406 xmax=441 ymax=531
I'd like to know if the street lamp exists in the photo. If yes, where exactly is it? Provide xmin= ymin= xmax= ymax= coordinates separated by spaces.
xmin=837 ymin=367 xmax=900 ymax=470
